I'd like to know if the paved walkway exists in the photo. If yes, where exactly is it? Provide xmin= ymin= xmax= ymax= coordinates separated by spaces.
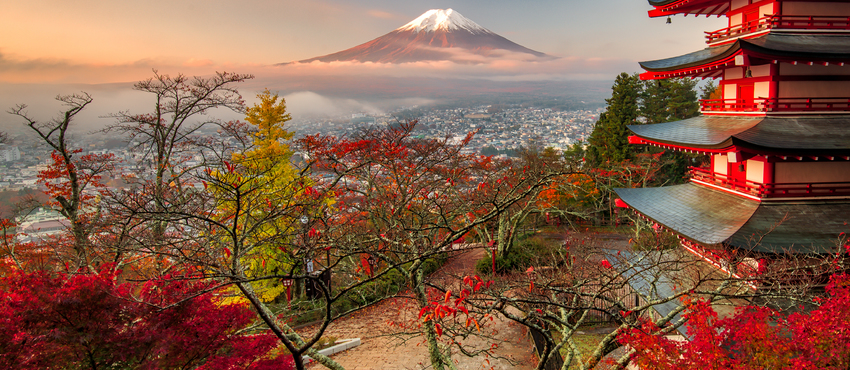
xmin=303 ymin=247 xmax=537 ymax=370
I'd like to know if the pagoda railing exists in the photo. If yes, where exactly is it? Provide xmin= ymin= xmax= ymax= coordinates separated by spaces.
xmin=706 ymin=15 xmax=850 ymax=43
xmin=690 ymin=167 xmax=762 ymax=195
xmin=706 ymin=16 xmax=772 ymax=43
xmin=700 ymin=97 xmax=850 ymax=113
xmin=770 ymin=15 xmax=850 ymax=30
xmin=689 ymin=167 xmax=850 ymax=198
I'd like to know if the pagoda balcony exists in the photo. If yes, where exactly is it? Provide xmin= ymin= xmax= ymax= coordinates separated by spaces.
xmin=706 ymin=15 xmax=850 ymax=44
xmin=700 ymin=97 xmax=850 ymax=114
xmin=689 ymin=167 xmax=850 ymax=198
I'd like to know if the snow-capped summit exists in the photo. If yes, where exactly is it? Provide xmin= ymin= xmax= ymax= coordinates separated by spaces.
xmin=291 ymin=9 xmax=548 ymax=64
xmin=397 ymin=9 xmax=490 ymax=34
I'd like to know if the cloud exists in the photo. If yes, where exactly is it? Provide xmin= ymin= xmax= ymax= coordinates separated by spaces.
xmin=276 ymin=91 xmax=435 ymax=119
xmin=367 ymin=9 xmax=400 ymax=20
xmin=0 ymin=51 xmax=245 ymax=84
xmin=183 ymin=58 xmax=214 ymax=67
xmin=267 ymin=51 xmax=637 ymax=81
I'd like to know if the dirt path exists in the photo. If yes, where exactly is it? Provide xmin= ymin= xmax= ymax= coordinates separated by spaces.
xmin=302 ymin=248 xmax=537 ymax=370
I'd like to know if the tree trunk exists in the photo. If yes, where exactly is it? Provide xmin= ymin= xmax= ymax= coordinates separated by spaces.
xmin=235 ymin=280 xmax=345 ymax=370
xmin=411 ymin=260 xmax=456 ymax=370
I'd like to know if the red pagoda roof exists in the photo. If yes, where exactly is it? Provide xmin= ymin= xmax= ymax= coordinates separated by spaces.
xmin=648 ymin=0 xmax=730 ymax=18
xmin=640 ymin=34 xmax=850 ymax=79
xmin=627 ymin=116 xmax=850 ymax=155
xmin=615 ymin=183 xmax=850 ymax=254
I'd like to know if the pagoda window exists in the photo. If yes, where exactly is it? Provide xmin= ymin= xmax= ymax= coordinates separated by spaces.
xmin=774 ymin=162 xmax=850 ymax=184
xmin=779 ymin=63 xmax=850 ymax=77
xmin=731 ymin=0 xmax=753 ymax=12
xmin=777 ymin=80 xmax=850 ymax=98
xmin=726 ymin=68 xmax=745 ymax=80
xmin=712 ymin=154 xmax=729 ymax=175
xmin=745 ymin=158 xmax=766 ymax=184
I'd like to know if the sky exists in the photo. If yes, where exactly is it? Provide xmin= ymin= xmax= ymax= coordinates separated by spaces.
xmin=0 ymin=0 xmax=725 ymax=84
xmin=0 ymin=0 xmax=724 ymax=129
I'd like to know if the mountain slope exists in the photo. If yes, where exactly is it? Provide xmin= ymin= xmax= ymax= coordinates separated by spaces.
xmin=293 ymin=9 xmax=549 ymax=64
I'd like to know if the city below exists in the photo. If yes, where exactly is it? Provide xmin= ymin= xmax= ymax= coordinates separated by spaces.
xmin=0 ymin=103 xmax=601 ymax=194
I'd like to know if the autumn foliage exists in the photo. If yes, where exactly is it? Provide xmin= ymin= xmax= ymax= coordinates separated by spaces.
xmin=0 ymin=266 xmax=292 ymax=369
xmin=619 ymin=273 xmax=850 ymax=370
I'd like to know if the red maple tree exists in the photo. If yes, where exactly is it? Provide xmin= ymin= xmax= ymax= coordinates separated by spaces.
xmin=0 ymin=266 xmax=292 ymax=369
xmin=619 ymin=273 xmax=850 ymax=369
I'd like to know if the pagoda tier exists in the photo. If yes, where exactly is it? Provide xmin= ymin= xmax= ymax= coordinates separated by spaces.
xmin=615 ymin=184 xmax=849 ymax=254
xmin=640 ymin=32 xmax=850 ymax=115
xmin=640 ymin=33 xmax=850 ymax=80
xmin=648 ymin=0 xmax=731 ymax=18
xmin=611 ymin=1 xmax=850 ymax=289
xmin=626 ymin=115 xmax=850 ymax=154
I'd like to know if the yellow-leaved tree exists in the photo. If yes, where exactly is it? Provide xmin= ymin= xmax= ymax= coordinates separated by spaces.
xmin=212 ymin=89 xmax=307 ymax=302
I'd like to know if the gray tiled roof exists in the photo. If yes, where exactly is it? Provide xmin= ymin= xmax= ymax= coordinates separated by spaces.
xmin=628 ymin=116 xmax=850 ymax=152
xmin=640 ymin=34 xmax=850 ymax=72
xmin=731 ymin=201 xmax=850 ymax=254
xmin=628 ymin=116 xmax=760 ymax=147
xmin=615 ymin=184 xmax=758 ymax=245
xmin=639 ymin=43 xmax=734 ymax=71
xmin=735 ymin=116 xmax=850 ymax=150
xmin=647 ymin=0 xmax=679 ymax=5
xmin=615 ymin=183 xmax=850 ymax=254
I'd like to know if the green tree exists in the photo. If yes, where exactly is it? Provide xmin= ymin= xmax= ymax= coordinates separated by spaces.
xmin=640 ymin=78 xmax=699 ymax=125
xmin=639 ymin=78 xmax=703 ymax=186
xmin=586 ymin=73 xmax=641 ymax=166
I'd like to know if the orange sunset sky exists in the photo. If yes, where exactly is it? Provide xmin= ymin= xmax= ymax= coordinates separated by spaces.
xmin=1 ymin=0 xmax=723 ymax=84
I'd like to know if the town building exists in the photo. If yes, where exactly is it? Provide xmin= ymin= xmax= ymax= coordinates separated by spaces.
xmin=616 ymin=0 xmax=850 ymax=287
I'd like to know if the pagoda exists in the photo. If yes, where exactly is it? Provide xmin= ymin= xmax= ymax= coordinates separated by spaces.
xmin=615 ymin=0 xmax=850 ymax=287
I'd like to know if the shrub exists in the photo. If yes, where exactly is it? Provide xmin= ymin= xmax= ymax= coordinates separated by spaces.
xmin=475 ymin=235 xmax=563 ymax=275
xmin=285 ymin=253 xmax=448 ymax=326
xmin=632 ymin=230 xmax=679 ymax=251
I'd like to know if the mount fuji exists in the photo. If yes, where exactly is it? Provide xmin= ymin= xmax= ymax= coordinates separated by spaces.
xmin=291 ymin=9 xmax=550 ymax=64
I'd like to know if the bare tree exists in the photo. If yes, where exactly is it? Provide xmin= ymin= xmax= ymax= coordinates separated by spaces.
xmin=8 ymin=93 xmax=114 ymax=268
xmin=420 ymin=228 xmax=839 ymax=370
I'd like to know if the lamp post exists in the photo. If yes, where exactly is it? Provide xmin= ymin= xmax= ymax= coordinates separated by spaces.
xmin=367 ymin=254 xmax=377 ymax=278
xmin=491 ymin=242 xmax=497 ymax=274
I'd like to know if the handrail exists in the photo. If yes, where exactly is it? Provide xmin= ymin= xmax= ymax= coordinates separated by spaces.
xmin=690 ymin=166 xmax=761 ymax=195
xmin=689 ymin=167 xmax=850 ymax=198
xmin=701 ymin=98 xmax=850 ymax=113
xmin=705 ymin=15 xmax=850 ymax=44
xmin=770 ymin=15 xmax=850 ymax=30
xmin=705 ymin=16 xmax=772 ymax=43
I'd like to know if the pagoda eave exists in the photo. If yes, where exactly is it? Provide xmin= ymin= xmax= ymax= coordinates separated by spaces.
xmin=647 ymin=0 xmax=730 ymax=18
xmin=639 ymin=34 xmax=850 ymax=80
xmin=627 ymin=115 xmax=850 ymax=154
xmin=615 ymin=184 xmax=850 ymax=254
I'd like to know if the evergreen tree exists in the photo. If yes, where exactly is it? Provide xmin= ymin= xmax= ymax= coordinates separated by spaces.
xmin=640 ymin=78 xmax=699 ymax=125
xmin=638 ymin=78 xmax=703 ymax=185
xmin=586 ymin=73 xmax=641 ymax=167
